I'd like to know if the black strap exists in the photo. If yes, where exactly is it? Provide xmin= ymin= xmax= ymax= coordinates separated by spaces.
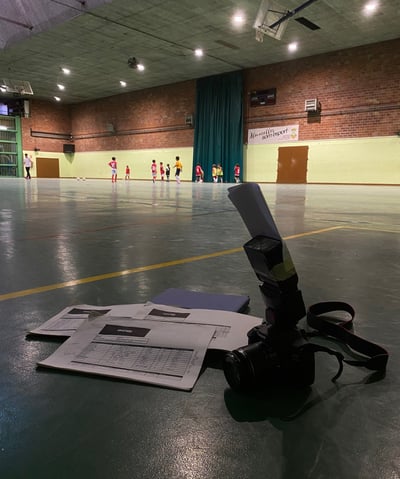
xmin=306 ymin=301 xmax=389 ymax=377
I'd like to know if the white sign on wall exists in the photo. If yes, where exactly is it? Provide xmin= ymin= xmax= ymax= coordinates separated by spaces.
xmin=248 ymin=124 xmax=299 ymax=144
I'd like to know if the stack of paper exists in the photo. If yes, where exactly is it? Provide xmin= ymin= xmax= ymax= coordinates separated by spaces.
xmin=31 ymin=302 xmax=262 ymax=391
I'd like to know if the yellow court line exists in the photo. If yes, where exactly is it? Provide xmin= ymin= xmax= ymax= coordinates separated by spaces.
xmin=0 ymin=248 xmax=241 ymax=302
xmin=0 ymin=226 xmax=345 ymax=302
xmin=284 ymin=225 xmax=344 ymax=240
xmin=343 ymin=225 xmax=400 ymax=235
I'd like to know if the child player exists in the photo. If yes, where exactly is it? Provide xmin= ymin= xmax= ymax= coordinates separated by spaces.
xmin=151 ymin=159 xmax=157 ymax=183
xmin=195 ymin=164 xmax=204 ymax=182
xmin=109 ymin=157 xmax=117 ymax=182
xmin=234 ymin=163 xmax=240 ymax=183
xmin=212 ymin=164 xmax=217 ymax=183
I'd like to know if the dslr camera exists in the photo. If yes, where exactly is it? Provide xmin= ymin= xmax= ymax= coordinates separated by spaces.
xmin=223 ymin=183 xmax=314 ymax=391
xmin=223 ymin=234 xmax=315 ymax=391
xmin=223 ymin=183 xmax=388 ymax=391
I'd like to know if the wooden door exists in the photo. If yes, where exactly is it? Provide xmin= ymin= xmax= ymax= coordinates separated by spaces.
xmin=276 ymin=146 xmax=308 ymax=183
xmin=36 ymin=157 xmax=60 ymax=178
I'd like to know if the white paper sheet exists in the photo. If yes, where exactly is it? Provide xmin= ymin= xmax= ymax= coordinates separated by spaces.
xmin=28 ymin=304 xmax=142 ymax=337
xmin=38 ymin=317 xmax=215 ymax=391
xmin=29 ymin=302 xmax=262 ymax=352
xmin=133 ymin=302 xmax=262 ymax=351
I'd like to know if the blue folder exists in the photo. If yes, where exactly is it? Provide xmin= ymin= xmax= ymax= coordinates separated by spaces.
xmin=150 ymin=288 xmax=250 ymax=313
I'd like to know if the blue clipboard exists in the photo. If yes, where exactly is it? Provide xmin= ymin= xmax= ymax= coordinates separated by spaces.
xmin=150 ymin=288 xmax=250 ymax=313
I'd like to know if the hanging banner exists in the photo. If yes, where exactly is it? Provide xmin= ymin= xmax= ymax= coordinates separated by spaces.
xmin=248 ymin=124 xmax=299 ymax=144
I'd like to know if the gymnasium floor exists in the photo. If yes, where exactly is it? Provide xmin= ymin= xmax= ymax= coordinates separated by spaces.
xmin=0 ymin=177 xmax=398 ymax=479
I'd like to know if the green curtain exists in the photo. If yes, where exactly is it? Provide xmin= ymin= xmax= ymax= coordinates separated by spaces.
xmin=192 ymin=71 xmax=243 ymax=183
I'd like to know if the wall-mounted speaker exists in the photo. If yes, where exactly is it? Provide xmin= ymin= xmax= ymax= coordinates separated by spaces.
xmin=305 ymin=98 xmax=321 ymax=112
xmin=23 ymin=100 xmax=30 ymax=118
xmin=63 ymin=143 xmax=75 ymax=154
xmin=106 ymin=123 xmax=115 ymax=134
xmin=185 ymin=114 xmax=194 ymax=127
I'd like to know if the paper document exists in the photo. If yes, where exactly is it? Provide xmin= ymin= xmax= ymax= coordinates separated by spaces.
xmin=134 ymin=303 xmax=262 ymax=351
xmin=38 ymin=317 xmax=215 ymax=391
xmin=28 ymin=303 xmax=143 ymax=337
xmin=29 ymin=302 xmax=262 ymax=352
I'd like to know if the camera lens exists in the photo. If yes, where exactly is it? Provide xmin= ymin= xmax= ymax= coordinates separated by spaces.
xmin=223 ymin=348 xmax=255 ymax=391
xmin=224 ymin=341 xmax=278 ymax=391
xmin=224 ymin=351 xmax=246 ymax=391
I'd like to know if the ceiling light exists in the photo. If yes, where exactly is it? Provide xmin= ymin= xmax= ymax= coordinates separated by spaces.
xmin=0 ymin=86 xmax=6 ymax=93
xmin=128 ymin=57 xmax=145 ymax=71
xmin=54 ymin=96 xmax=61 ymax=101
xmin=120 ymin=81 xmax=127 ymax=87
xmin=194 ymin=48 xmax=203 ymax=57
xmin=364 ymin=1 xmax=379 ymax=15
xmin=57 ymin=84 xmax=65 ymax=90
xmin=128 ymin=57 xmax=144 ymax=71
xmin=288 ymin=42 xmax=298 ymax=52
xmin=62 ymin=68 xmax=70 ymax=75
xmin=232 ymin=11 xmax=245 ymax=26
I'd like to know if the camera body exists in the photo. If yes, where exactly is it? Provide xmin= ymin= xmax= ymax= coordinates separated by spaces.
xmin=224 ymin=321 xmax=315 ymax=391
xmin=224 ymin=182 xmax=388 ymax=390
xmin=223 ymin=234 xmax=314 ymax=391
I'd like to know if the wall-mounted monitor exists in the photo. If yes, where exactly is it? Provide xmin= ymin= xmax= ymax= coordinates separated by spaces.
xmin=0 ymin=103 xmax=8 ymax=115
xmin=249 ymin=88 xmax=277 ymax=107
xmin=8 ymin=99 xmax=24 ymax=116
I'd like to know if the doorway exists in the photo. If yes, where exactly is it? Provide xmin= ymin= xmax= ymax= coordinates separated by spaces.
xmin=36 ymin=157 xmax=60 ymax=178
xmin=276 ymin=146 xmax=308 ymax=183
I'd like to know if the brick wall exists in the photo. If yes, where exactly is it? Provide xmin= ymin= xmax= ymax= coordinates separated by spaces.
xmin=244 ymin=38 xmax=400 ymax=141
xmin=20 ymin=38 xmax=400 ymax=153
xmin=21 ymin=99 xmax=71 ymax=152
xmin=69 ymin=80 xmax=196 ymax=151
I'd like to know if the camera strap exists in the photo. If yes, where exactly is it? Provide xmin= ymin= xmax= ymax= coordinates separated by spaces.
xmin=306 ymin=301 xmax=389 ymax=380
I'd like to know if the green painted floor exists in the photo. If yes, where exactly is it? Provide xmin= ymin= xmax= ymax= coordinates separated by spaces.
xmin=0 ymin=178 xmax=398 ymax=479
